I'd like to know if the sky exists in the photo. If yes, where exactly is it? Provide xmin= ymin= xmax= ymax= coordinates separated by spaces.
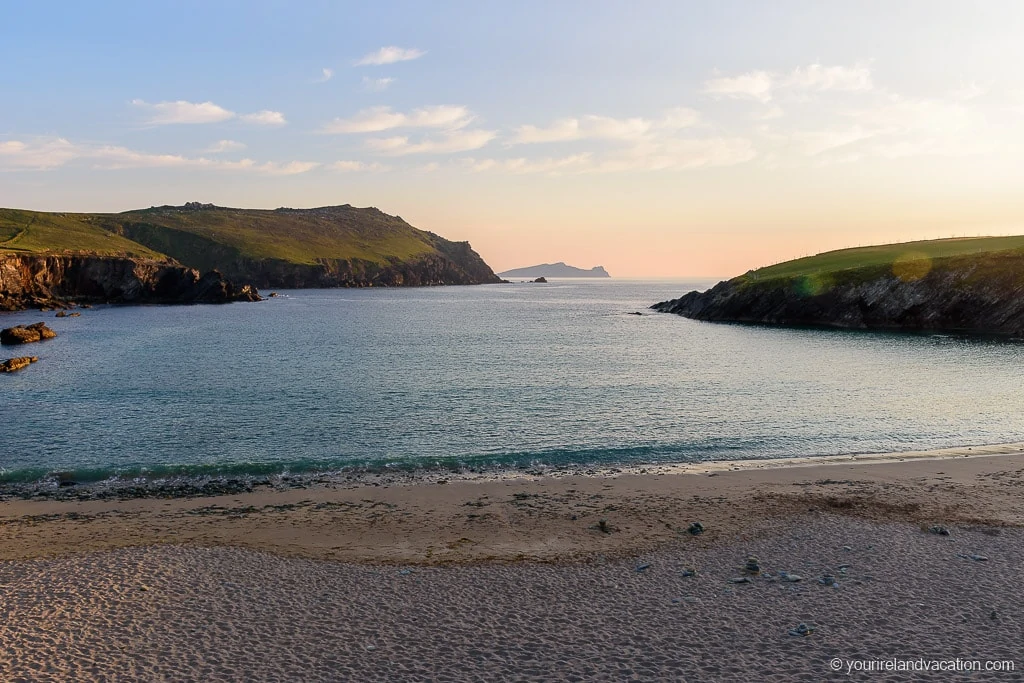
xmin=3 ymin=1 xmax=1024 ymax=277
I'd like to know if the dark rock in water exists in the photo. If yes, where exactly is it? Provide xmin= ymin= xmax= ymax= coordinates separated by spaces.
xmin=928 ymin=525 xmax=950 ymax=536
xmin=680 ymin=568 xmax=697 ymax=577
xmin=269 ymin=292 xmax=279 ymax=297
xmin=1 ymin=322 xmax=57 ymax=345
xmin=533 ymin=277 xmax=548 ymax=283
xmin=688 ymin=521 xmax=705 ymax=535
xmin=729 ymin=576 xmax=752 ymax=584
xmin=55 ymin=310 xmax=67 ymax=318
xmin=744 ymin=555 xmax=761 ymax=574
xmin=0 ymin=356 xmax=38 ymax=372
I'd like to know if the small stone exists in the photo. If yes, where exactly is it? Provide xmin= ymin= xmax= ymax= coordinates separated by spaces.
xmin=680 ymin=568 xmax=697 ymax=577
xmin=788 ymin=623 xmax=814 ymax=637
xmin=729 ymin=576 xmax=752 ymax=584
xmin=743 ymin=555 xmax=761 ymax=574
xmin=779 ymin=572 xmax=802 ymax=583
xmin=819 ymin=575 xmax=838 ymax=587
xmin=398 ymin=569 xmax=412 ymax=576
xmin=688 ymin=522 xmax=704 ymax=535
xmin=929 ymin=525 xmax=950 ymax=536
xmin=842 ymin=545 xmax=852 ymax=552
xmin=636 ymin=563 xmax=651 ymax=573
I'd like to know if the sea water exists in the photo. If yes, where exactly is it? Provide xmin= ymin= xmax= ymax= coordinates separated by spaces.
xmin=2 ymin=279 xmax=1023 ymax=483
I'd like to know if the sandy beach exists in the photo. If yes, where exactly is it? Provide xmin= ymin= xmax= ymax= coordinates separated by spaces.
xmin=2 ymin=447 xmax=1023 ymax=681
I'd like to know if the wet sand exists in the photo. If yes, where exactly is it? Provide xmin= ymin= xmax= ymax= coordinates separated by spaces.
xmin=1 ymin=448 xmax=1023 ymax=680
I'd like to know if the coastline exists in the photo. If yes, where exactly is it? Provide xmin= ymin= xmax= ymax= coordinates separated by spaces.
xmin=2 ymin=443 xmax=1022 ymax=564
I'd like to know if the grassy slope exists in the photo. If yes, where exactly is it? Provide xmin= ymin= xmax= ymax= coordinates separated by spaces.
xmin=0 ymin=205 xmax=441 ymax=266
xmin=111 ymin=206 xmax=437 ymax=266
xmin=743 ymin=236 xmax=1024 ymax=284
xmin=0 ymin=209 xmax=166 ymax=258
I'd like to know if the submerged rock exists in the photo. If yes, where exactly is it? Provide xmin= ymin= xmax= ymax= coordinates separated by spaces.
xmin=1 ymin=322 xmax=57 ymax=345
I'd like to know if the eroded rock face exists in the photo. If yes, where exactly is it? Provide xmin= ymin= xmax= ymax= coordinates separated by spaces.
xmin=0 ymin=356 xmax=38 ymax=372
xmin=651 ymin=252 xmax=1024 ymax=336
xmin=1 ymin=322 xmax=56 ymax=345
xmin=0 ymin=254 xmax=261 ymax=311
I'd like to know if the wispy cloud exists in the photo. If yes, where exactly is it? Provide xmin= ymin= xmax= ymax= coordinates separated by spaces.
xmin=362 ymin=76 xmax=395 ymax=92
xmin=131 ymin=99 xmax=236 ymax=124
xmin=464 ymin=137 xmax=754 ymax=175
xmin=132 ymin=100 xmax=286 ymax=126
xmin=330 ymin=160 xmax=389 ymax=172
xmin=0 ymin=138 xmax=80 ymax=170
xmin=0 ymin=137 xmax=316 ymax=174
xmin=512 ymin=108 xmax=699 ymax=145
xmin=316 ymin=67 xmax=334 ymax=83
xmin=703 ymin=62 xmax=873 ymax=102
xmin=239 ymin=110 xmax=287 ymax=126
xmin=321 ymin=105 xmax=473 ymax=134
xmin=356 ymin=46 xmax=426 ymax=66
xmin=703 ymin=71 xmax=776 ymax=103
xmin=203 ymin=140 xmax=246 ymax=154
xmin=365 ymin=129 xmax=497 ymax=155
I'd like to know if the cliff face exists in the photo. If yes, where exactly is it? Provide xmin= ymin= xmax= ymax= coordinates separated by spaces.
xmin=0 ymin=254 xmax=261 ymax=311
xmin=652 ymin=251 xmax=1024 ymax=336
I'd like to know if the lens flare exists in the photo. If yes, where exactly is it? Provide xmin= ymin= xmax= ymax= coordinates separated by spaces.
xmin=892 ymin=252 xmax=932 ymax=281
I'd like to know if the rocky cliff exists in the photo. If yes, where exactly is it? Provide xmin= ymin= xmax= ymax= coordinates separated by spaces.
xmin=0 ymin=254 xmax=261 ymax=311
xmin=653 ymin=249 xmax=1024 ymax=336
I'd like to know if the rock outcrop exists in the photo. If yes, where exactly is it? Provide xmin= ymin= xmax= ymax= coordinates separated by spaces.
xmin=1 ymin=322 xmax=56 ymax=345
xmin=652 ymin=251 xmax=1024 ymax=336
xmin=0 ymin=254 xmax=261 ymax=311
xmin=0 ymin=356 xmax=38 ymax=372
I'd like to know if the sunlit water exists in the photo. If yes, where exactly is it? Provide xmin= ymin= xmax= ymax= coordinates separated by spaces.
xmin=2 ymin=279 xmax=1023 ymax=483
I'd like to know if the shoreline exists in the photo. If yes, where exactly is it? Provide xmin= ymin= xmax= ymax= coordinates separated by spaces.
xmin=4 ymin=440 xmax=1023 ymax=502
xmin=2 ymin=445 xmax=1022 ymax=564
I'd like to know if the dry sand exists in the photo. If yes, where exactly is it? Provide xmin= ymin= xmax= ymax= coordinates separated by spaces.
xmin=2 ymin=447 xmax=1024 ymax=681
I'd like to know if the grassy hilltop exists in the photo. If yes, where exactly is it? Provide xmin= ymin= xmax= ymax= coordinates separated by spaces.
xmin=0 ymin=203 xmax=500 ymax=288
xmin=740 ymin=235 xmax=1024 ymax=286
xmin=654 ymin=235 xmax=1024 ymax=335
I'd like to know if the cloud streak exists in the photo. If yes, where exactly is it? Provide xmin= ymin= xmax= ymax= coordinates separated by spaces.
xmin=365 ymin=129 xmax=497 ymax=155
xmin=356 ymin=46 xmax=425 ymax=66
xmin=513 ymin=108 xmax=700 ymax=144
xmin=703 ymin=62 xmax=873 ymax=102
xmin=0 ymin=137 xmax=316 ymax=174
xmin=321 ymin=105 xmax=473 ymax=134
xmin=362 ymin=76 xmax=395 ymax=92
xmin=132 ymin=100 xmax=286 ymax=126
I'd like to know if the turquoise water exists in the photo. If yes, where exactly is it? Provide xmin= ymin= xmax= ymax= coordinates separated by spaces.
xmin=2 ymin=279 xmax=1023 ymax=483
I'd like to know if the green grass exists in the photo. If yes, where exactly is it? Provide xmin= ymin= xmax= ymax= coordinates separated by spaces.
xmin=743 ymin=235 xmax=1024 ymax=283
xmin=0 ymin=205 xmax=441 ymax=266
xmin=0 ymin=209 xmax=166 ymax=258
xmin=112 ymin=206 xmax=436 ymax=266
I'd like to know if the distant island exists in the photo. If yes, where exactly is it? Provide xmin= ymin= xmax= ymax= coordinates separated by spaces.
xmin=0 ymin=203 xmax=500 ymax=311
xmin=652 ymin=235 xmax=1024 ymax=336
xmin=498 ymin=262 xmax=610 ymax=278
